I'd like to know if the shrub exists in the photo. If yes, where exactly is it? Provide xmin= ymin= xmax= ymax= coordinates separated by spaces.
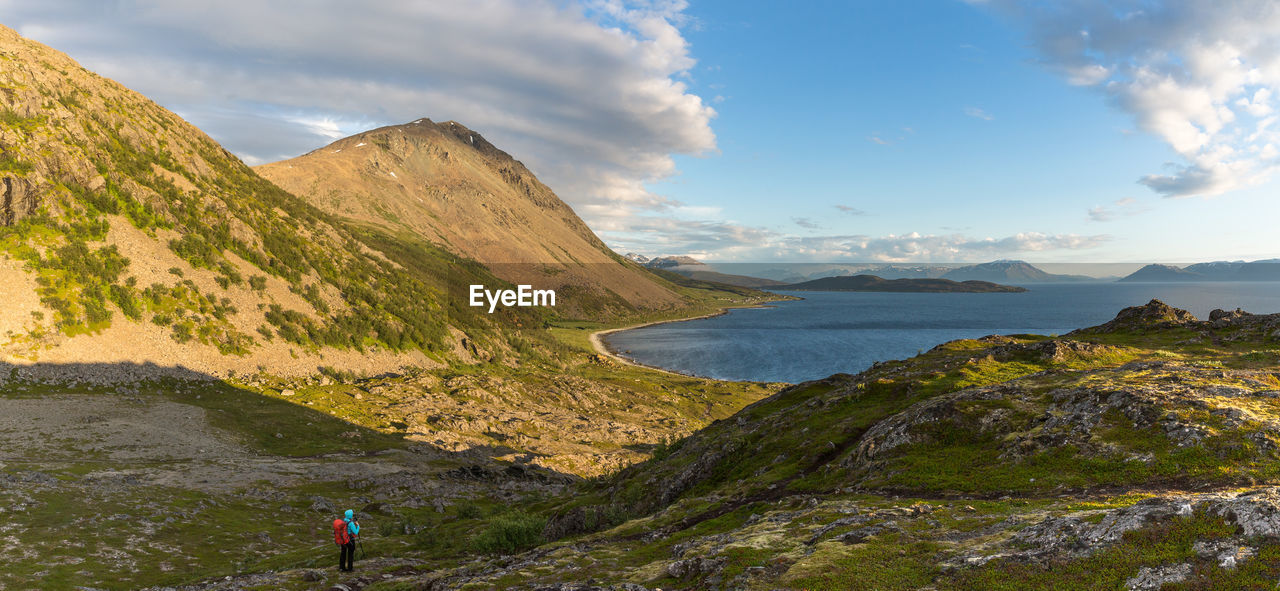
xmin=469 ymin=511 xmax=546 ymax=554
xmin=108 ymin=283 xmax=142 ymax=320
xmin=171 ymin=322 xmax=194 ymax=343
xmin=170 ymin=234 xmax=216 ymax=269
xmin=455 ymin=502 xmax=484 ymax=520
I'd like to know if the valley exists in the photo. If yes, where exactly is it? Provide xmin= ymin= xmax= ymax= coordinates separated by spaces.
xmin=4 ymin=16 xmax=1280 ymax=591
xmin=0 ymin=23 xmax=780 ymax=590
xmin=47 ymin=299 xmax=1280 ymax=591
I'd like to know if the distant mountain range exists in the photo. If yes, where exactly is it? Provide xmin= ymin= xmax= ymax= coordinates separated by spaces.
xmin=780 ymin=275 xmax=1027 ymax=293
xmin=939 ymin=260 xmax=1094 ymax=283
xmin=851 ymin=265 xmax=951 ymax=280
xmin=1119 ymin=260 xmax=1280 ymax=282
xmin=620 ymin=255 xmax=1280 ymax=287
xmin=619 ymin=257 xmax=1101 ymax=286
xmin=639 ymin=255 xmax=705 ymax=269
xmin=622 ymin=254 xmax=788 ymax=288
xmin=675 ymin=270 xmax=788 ymax=289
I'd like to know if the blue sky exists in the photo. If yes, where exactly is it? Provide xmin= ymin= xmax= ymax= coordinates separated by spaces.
xmin=6 ymin=1 xmax=1280 ymax=263
xmin=645 ymin=0 xmax=1280 ymax=263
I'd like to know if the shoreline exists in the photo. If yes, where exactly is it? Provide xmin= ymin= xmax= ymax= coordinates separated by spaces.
xmin=588 ymin=302 xmax=780 ymax=379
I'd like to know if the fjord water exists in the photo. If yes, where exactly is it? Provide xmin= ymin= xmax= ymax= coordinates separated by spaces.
xmin=604 ymin=283 xmax=1280 ymax=383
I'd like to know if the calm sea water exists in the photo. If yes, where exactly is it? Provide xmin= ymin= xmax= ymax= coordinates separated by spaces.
xmin=603 ymin=283 xmax=1280 ymax=384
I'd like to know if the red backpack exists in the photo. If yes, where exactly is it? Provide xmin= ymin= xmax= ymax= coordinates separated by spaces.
xmin=333 ymin=518 xmax=350 ymax=545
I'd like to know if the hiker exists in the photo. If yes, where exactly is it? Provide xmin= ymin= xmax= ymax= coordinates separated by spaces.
xmin=334 ymin=509 xmax=360 ymax=571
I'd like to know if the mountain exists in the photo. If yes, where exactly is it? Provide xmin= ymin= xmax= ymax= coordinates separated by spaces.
xmin=941 ymin=259 xmax=1093 ymax=283
xmin=644 ymin=255 xmax=705 ymax=269
xmin=619 ymin=253 xmax=702 ymax=268
xmin=666 ymin=269 xmax=788 ymax=289
xmin=0 ymin=24 xmax=501 ymax=377
xmin=255 ymin=120 xmax=686 ymax=315
xmin=1120 ymin=263 xmax=1208 ymax=282
xmin=0 ymin=27 xmax=786 ymax=588
xmin=1184 ymin=259 xmax=1280 ymax=281
xmin=853 ymin=264 xmax=951 ymax=279
xmin=22 ymin=20 xmax=1280 ymax=590
xmin=612 ymin=254 xmax=785 ymax=288
xmin=0 ymin=25 xmax=759 ymax=379
xmin=1183 ymin=260 xmax=1245 ymax=279
xmin=1120 ymin=260 xmax=1280 ymax=282
xmin=1232 ymin=260 xmax=1280 ymax=281
xmin=781 ymin=275 xmax=1027 ymax=292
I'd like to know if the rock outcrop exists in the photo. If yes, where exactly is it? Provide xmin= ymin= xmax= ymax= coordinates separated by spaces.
xmin=1082 ymin=298 xmax=1200 ymax=332
xmin=0 ymin=175 xmax=35 ymax=226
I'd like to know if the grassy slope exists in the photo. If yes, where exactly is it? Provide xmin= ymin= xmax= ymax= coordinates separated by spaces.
xmin=13 ymin=293 xmax=1280 ymax=590
xmin=0 ymin=323 xmax=779 ymax=590
xmin=0 ymin=27 xmax=803 ymax=589
xmin=0 ymin=259 xmax=786 ymax=589
xmin=346 ymin=301 xmax=1280 ymax=590
xmin=1 ymin=24 xmax=773 ymax=370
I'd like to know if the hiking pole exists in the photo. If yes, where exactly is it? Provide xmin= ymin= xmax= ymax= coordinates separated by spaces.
xmin=357 ymin=537 xmax=366 ymax=560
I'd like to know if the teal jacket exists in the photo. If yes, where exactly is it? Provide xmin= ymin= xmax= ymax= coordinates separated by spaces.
xmin=344 ymin=509 xmax=359 ymax=537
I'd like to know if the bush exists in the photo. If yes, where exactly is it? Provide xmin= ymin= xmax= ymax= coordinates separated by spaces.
xmin=455 ymin=502 xmax=484 ymax=520
xmin=171 ymin=322 xmax=194 ymax=343
xmin=469 ymin=511 xmax=546 ymax=554
xmin=108 ymin=283 xmax=142 ymax=320
xmin=216 ymin=261 xmax=243 ymax=285
xmin=317 ymin=365 xmax=359 ymax=383
xmin=651 ymin=435 xmax=684 ymax=461
xmin=170 ymin=234 xmax=217 ymax=269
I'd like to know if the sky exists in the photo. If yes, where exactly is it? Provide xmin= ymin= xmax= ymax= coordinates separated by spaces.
xmin=5 ymin=0 xmax=1280 ymax=264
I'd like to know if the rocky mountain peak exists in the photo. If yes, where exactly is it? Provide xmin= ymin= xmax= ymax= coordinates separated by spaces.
xmin=256 ymin=119 xmax=690 ymax=313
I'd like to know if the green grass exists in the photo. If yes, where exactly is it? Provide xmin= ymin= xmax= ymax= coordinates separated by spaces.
xmin=784 ymin=531 xmax=943 ymax=591
xmin=948 ymin=510 xmax=1244 ymax=590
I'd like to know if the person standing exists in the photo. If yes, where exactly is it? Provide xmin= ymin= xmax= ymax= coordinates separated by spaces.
xmin=333 ymin=509 xmax=359 ymax=571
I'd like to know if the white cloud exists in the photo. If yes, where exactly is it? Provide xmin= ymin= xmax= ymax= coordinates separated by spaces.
xmin=1065 ymin=63 xmax=1111 ymax=86
xmin=780 ymin=231 xmax=1108 ymax=262
xmin=2 ymin=0 xmax=715 ymax=224
xmin=607 ymin=221 xmax=1107 ymax=262
xmin=977 ymin=1 xmax=1280 ymax=198
xmin=964 ymin=106 xmax=995 ymax=121
xmin=281 ymin=114 xmax=370 ymax=142
xmin=1087 ymin=197 xmax=1149 ymax=222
